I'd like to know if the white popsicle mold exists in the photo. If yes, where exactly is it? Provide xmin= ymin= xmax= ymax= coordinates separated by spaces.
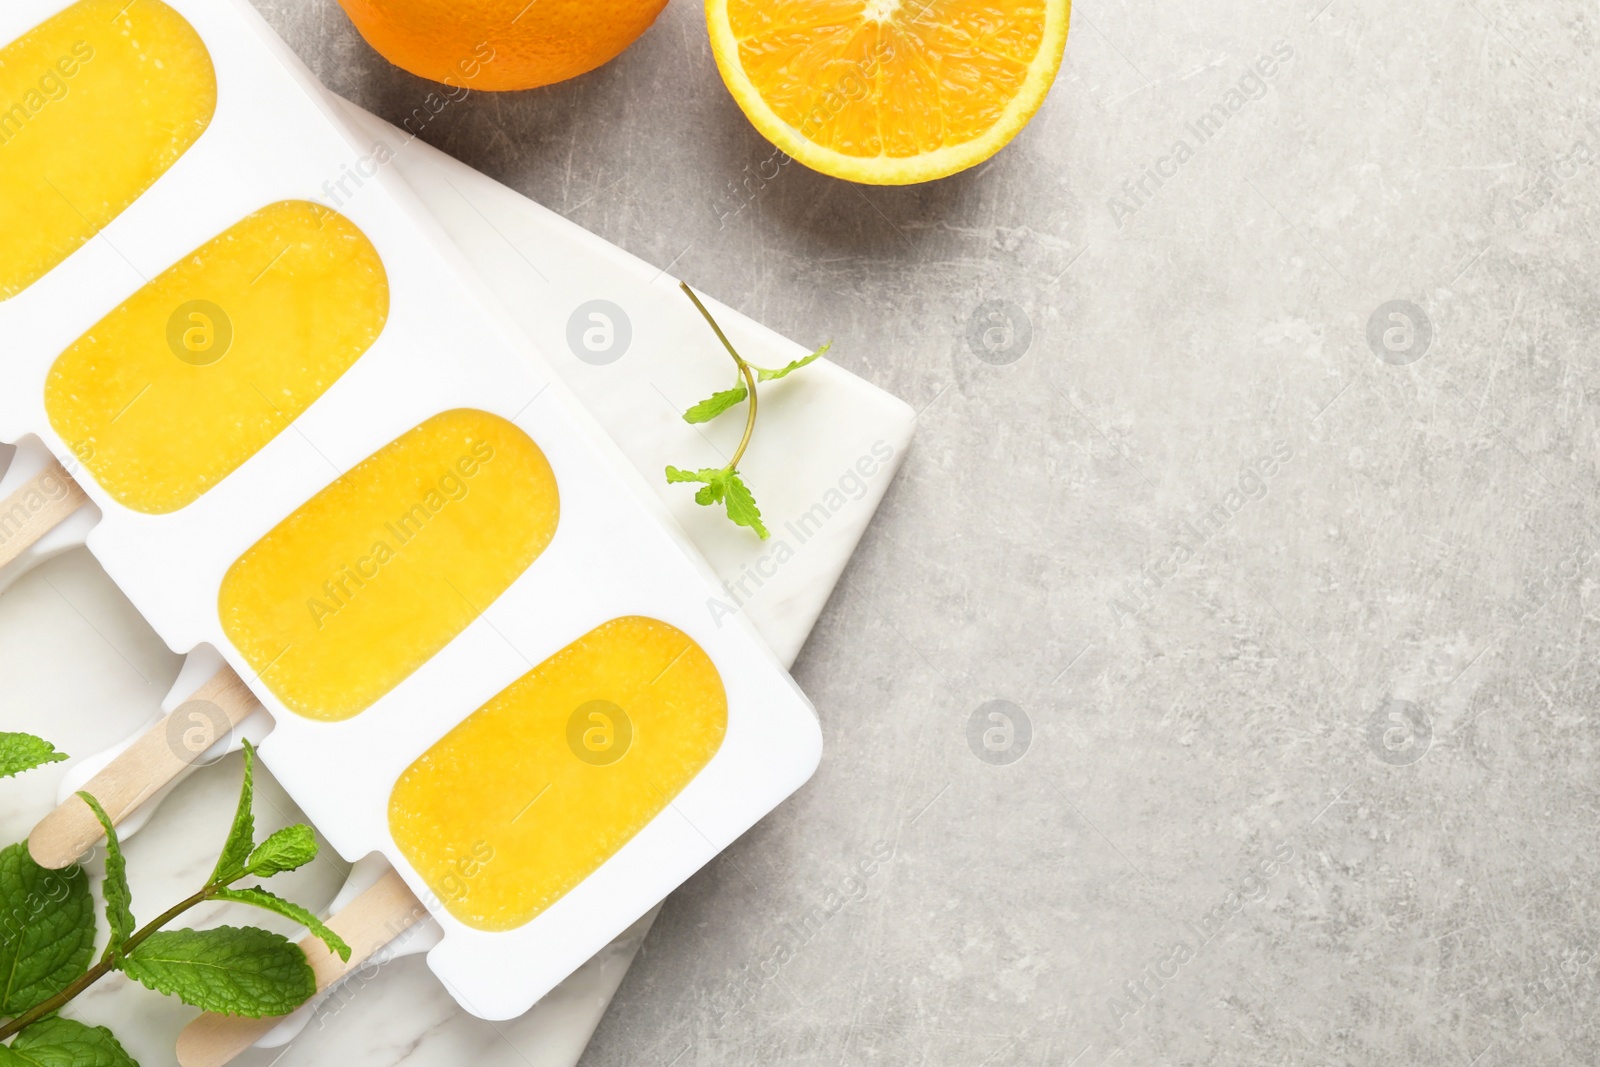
xmin=0 ymin=394 xmax=638 ymax=1059
xmin=0 ymin=0 xmax=822 ymax=1021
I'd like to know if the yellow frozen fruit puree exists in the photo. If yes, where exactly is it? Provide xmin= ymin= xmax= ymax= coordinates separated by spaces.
xmin=219 ymin=409 xmax=560 ymax=722
xmin=388 ymin=616 xmax=727 ymax=932
xmin=46 ymin=201 xmax=389 ymax=514
xmin=0 ymin=0 xmax=216 ymax=299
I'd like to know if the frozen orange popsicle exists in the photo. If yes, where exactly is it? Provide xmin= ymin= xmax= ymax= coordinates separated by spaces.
xmin=220 ymin=409 xmax=560 ymax=722
xmin=46 ymin=201 xmax=390 ymax=514
xmin=388 ymin=616 xmax=727 ymax=932
xmin=0 ymin=0 xmax=216 ymax=299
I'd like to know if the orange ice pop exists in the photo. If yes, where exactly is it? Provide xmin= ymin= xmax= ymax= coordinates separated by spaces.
xmin=0 ymin=0 xmax=216 ymax=299
xmin=388 ymin=616 xmax=728 ymax=931
xmin=219 ymin=409 xmax=560 ymax=722
xmin=46 ymin=200 xmax=390 ymax=513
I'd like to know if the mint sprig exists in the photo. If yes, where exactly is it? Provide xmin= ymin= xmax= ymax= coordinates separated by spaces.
xmin=667 ymin=283 xmax=829 ymax=540
xmin=0 ymin=738 xmax=341 ymax=1058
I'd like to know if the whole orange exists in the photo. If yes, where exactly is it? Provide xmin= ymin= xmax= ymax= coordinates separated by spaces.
xmin=335 ymin=0 xmax=670 ymax=92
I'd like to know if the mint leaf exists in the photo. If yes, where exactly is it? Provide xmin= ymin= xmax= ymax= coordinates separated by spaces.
xmin=0 ymin=734 xmax=67 ymax=779
xmin=0 ymin=844 xmax=94 ymax=1016
xmin=244 ymin=825 xmax=318 ymax=879
xmin=670 ymin=283 xmax=802 ymax=542
xmin=756 ymin=341 xmax=830 ymax=382
xmin=2 ymin=1016 xmax=136 ymax=1067
xmin=119 ymin=927 xmax=314 ymax=1017
xmin=666 ymin=466 xmax=727 ymax=508
xmin=213 ymin=887 xmax=350 ymax=963
xmin=665 ymin=466 xmax=721 ymax=485
xmin=663 ymin=467 xmax=768 ymax=539
xmin=720 ymin=471 xmax=768 ymax=540
xmin=682 ymin=385 xmax=748 ymax=424
xmin=75 ymin=793 xmax=132 ymax=959
xmin=209 ymin=740 xmax=256 ymax=885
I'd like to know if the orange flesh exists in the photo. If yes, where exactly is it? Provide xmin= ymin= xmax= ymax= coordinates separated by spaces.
xmin=725 ymin=0 xmax=1048 ymax=157
xmin=389 ymin=616 xmax=727 ymax=931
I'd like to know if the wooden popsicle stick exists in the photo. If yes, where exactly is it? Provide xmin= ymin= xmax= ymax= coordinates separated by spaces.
xmin=0 ymin=460 xmax=89 ymax=570
xmin=176 ymin=869 xmax=429 ymax=1067
xmin=28 ymin=666 xmax=261 ymax=869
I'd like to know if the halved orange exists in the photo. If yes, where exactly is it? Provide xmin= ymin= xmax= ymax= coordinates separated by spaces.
xmin=707 ymin=0 xmax=1071 ymax=185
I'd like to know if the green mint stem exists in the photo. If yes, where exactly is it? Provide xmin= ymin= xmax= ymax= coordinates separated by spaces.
xmin=679 ymin=282 xmax=758 ymax=470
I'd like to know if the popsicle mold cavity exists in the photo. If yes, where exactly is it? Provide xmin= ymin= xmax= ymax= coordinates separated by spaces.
xmin=388 ymin=616 xmax=728 ymax=932
xmin=45 ymin=201 xmax=389 ymax=514
xmin=219 ymin=409 xmax=560 ymax=722
xmin=0 ymin=0 xmax=216 ymax=299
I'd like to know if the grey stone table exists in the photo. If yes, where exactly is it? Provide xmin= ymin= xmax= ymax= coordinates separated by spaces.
xmin=252 ymin=0 xmax=1600 ymax=1063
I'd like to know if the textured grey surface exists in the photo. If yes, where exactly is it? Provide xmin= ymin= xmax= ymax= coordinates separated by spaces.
xmin=253 ymin=0 xmax=1600 ymax=1064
